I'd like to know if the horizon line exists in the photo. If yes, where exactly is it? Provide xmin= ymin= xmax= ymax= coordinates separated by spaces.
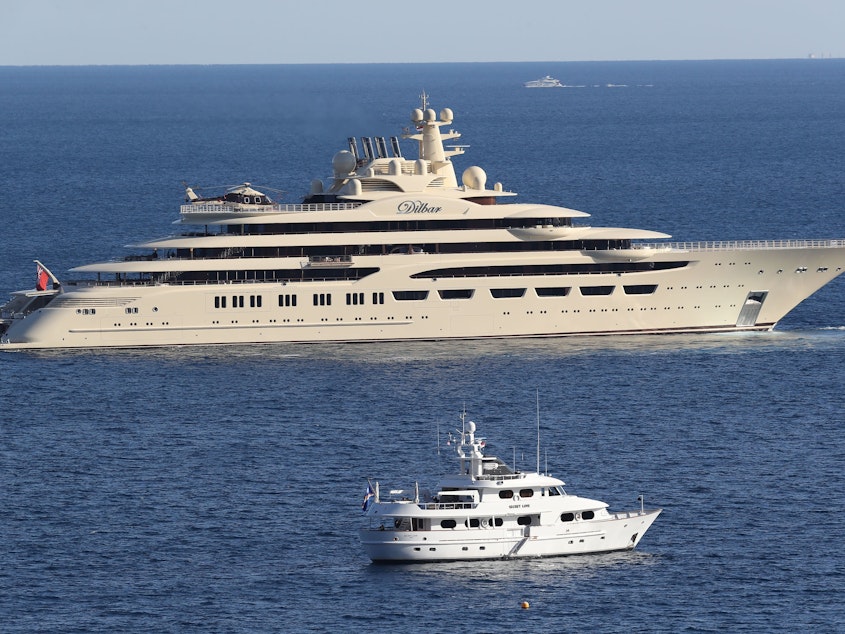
xmin=0 ymin=56 xmax=841 ymax=69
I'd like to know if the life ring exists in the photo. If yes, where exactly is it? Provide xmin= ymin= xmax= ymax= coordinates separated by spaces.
xmin=513 ymin=494 xmax=520 ymax=501
xmin=481 ymin=518 xmax=489 ymax=528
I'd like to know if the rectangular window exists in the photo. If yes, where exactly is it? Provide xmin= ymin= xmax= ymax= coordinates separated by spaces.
xmin=623 ymin=284 xmax=658 ymax=295
xmin=279 ymin=294 xmax=297 ymax=307
xmin=579 ymin=286 xmax=614 ymax=296
xmin=490 ymin=288 xmax=525 ymax=299
xmin=372 ymin=292 xmax=384 ymax=305
xmin=535 ymin=287 xmax=570 ymax=297
xmin=250 ymin=295 xmax=256 ymax=308
xmin=214 ymin=296 xmax=220 ymax=309
xmin=346 ymin=292 xmax=363 ymax=306
xmin=393 ymin=290 xmax=429 ymax=301
xmin=438 ymin=289 xmax=474 ymax=300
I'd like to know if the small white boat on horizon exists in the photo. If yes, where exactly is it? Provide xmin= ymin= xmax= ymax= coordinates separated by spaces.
xmin=524 ymin=75 xmax=564 ymax=88
xmin=359 ymin=412 xmax=661 ymax=563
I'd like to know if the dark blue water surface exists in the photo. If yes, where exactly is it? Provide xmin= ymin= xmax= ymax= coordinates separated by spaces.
xmin=2 ymin=61 xmax=845 ymax=632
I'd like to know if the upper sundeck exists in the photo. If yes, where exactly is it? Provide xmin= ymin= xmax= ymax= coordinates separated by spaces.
xmin=179 ymin=95 xmax=517 ymax=225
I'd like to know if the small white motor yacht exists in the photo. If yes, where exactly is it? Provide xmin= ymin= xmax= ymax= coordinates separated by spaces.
xmin=524 ymin=75 xmax=564 ymax=87
xmin=359 ymin=413 xmax=661 ymax=562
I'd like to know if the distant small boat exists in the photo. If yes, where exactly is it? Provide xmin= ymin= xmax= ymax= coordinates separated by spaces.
xmin=524 ymin=75 xmax=564 ymax=88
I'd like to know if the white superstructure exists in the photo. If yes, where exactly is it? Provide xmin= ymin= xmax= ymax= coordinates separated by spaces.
xmin=524 ymin=75 xmax=564 ymax=88
xmin=2 ymin=95 xmax=844 ymax=350
xmin=359 ymin=414 xmax=661 ymax=562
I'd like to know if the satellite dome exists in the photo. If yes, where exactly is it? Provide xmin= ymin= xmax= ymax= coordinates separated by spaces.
xmin=332 ymin=150 xmax=357 ymax=175
xmin=462 ymin=166 xmax=487 ymax=190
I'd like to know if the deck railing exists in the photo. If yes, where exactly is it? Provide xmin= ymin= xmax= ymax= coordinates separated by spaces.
xmin=180 ymin=202 xmax=362 ymax=215
xmin=635 ymin=239 xmax=843 ymax=252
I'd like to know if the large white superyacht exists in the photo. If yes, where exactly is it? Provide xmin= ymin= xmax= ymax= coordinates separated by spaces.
xmin=2 ymin=96 xmax=844 ymax=350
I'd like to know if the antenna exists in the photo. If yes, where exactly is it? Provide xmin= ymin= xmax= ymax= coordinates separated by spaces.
xmin=347 ymin=137 xmax=360 ymax=160
xmin=536 ymin=388 xmax=541 ymax=474
xmin=362 ymin=137 xmax=374 ymax=161
xmin=376 ymin=137 xmax=388 ymax=158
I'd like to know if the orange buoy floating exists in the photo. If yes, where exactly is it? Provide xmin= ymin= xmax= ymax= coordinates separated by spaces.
xmin=521 ymin=601 xmax=530 ymax=609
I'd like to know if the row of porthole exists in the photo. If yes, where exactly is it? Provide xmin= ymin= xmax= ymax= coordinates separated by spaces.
xmin=80 ymin=306 xmax=156 ymax=315
xmin=439 ymin=516 xmax=533 ymax=529
xmin=562 ymin=510 xmax=594 ymax=522
xmin=439 ymin=511 xmax=594 ymax=527
xmin=498 ymin=489 xmax=535 ymax=499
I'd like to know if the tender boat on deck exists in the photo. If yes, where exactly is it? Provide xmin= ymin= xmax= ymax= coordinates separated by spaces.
xmin=359 ymin=414 xmax=661 ymax=563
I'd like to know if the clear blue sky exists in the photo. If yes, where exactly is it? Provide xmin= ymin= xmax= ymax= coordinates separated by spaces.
xmin=1 ymin=0 xmax=841 ymax=65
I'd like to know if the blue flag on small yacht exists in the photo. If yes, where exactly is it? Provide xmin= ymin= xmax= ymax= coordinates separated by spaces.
xmin=362 ymin=482 xmax=375 ymax=512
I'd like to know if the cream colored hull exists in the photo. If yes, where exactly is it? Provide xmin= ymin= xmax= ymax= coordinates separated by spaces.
xmin=3 ymin=244 xmax=844 ymax=349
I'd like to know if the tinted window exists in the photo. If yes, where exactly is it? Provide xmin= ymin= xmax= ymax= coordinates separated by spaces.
xmin=440 ymin=519 xmax=457 ymax=529
xmin=535 ymin=287 xmax=570 ymax=297
xmin=561 ymin=512 xmax=575 ymax=522
xmin=580 ymin=285 xmax=614 ymax=296
xmin=393 ymin=290 xmax=429 ymax=301
xmin=438 ymin=289 xmax=474 ymax=300
xmin=499 ymin=490 xmax=514 ymax=499
xmin=491 ymin=288 xmax=525 ymax=298
xmin=623 ymin=284 xmax=658 ymax=295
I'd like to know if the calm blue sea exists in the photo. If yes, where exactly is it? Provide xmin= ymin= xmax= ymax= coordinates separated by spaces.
xmin=1 ymin=60 xmax=845 ymax=632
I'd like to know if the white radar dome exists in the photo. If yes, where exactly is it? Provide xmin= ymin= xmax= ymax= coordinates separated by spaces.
xmin=440 ymin=108 xmax=453 ymax=123
xmin=468 ymin=421 xmax=476 ymax=433
xmin=462 ymin=166 xmax=487 ymax=190
xmin=332 ymin=150 xmax=357 ymax=175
